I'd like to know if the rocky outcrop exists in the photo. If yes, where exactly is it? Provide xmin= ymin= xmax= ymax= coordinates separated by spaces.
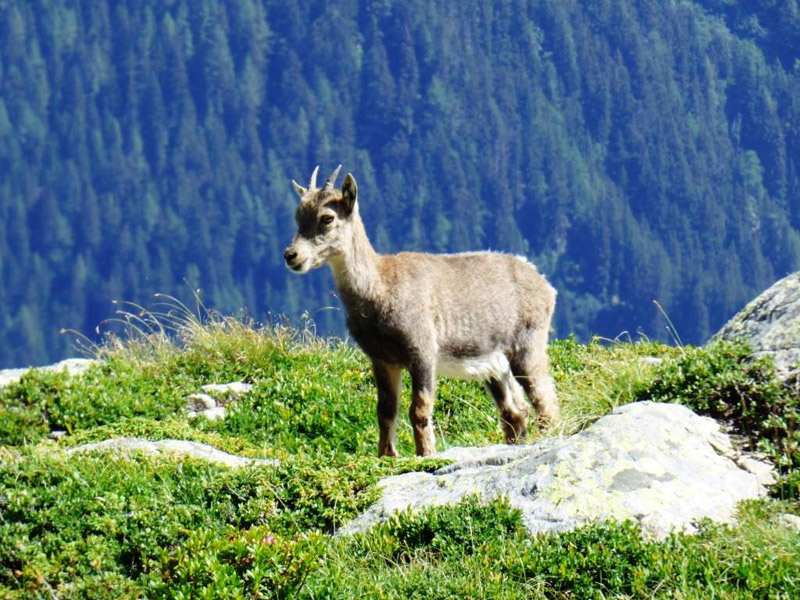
xmin=711 ymin=271 xmax=800 ymax=385
xmin=340 ymin=402 xmax=771 ymax=539
xmin=66 ymin=438 xmax=278 ymax=468
xmin=186 ymin=382 xmax=253 ymax=420
xmin=0 ymin=358 xmax=95 ymax=388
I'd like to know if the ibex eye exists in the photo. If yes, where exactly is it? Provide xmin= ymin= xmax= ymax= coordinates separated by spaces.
xmin=320 ymin=215 xmax=335 ymax=225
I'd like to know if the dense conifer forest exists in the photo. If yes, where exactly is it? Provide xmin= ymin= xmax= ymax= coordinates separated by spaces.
xmin=1 ymin=0 xmax=799 ymax=367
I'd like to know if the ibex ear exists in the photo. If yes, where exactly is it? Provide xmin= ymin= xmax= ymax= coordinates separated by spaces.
xmin=291 ymin=180 xmax=306 ymax=197
xmin=342 ymin=173 xmax=358 ymax=215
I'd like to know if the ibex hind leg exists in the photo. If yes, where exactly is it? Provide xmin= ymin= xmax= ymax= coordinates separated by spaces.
xmin=510 ymin=330 xmax=559 ymax=427
xmin=485 ymin=375 xmax=528 ymax=444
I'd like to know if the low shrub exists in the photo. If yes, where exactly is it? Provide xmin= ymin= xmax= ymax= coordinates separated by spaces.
xmin=311 ymin=497 xmax=800 ymax=599
xmin=143 ymin=527 xmax=323 ymax=599
xmin=2 ymin=320 xmax=798 ymax=598
xmin=362 ymin=496 xmax=525 ymax=564
xmin=633 ymin=341 xmax=800 ymax=495
xmin=0 ymin=361 xmax=195 ymax=446
xmin=0 ymin=450 xmax=392 ymax=598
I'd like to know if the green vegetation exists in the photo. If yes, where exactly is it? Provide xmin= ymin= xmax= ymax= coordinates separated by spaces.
xmin=310 ymin=497 xmax=799 ymax=599
xmin=633 ymin=342 xmax=800 ymax=497
xmin=2 ymin=0 xmax=800 ymax=367
xmin=1 ymin=316 xmax=798 ymax=598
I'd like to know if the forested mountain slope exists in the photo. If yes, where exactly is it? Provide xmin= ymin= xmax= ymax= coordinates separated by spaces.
xmin=1 ymin=0 xmax=799 ymax=367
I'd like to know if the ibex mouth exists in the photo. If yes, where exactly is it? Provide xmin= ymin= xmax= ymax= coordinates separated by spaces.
xmin=286 ymin=259 xmax=310 ymax=274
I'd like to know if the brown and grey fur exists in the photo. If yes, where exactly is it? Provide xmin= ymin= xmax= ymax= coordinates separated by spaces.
xmin=284 ymin=166 xmax=558 ymax=456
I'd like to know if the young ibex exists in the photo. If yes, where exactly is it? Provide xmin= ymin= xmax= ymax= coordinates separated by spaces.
xmin=284 ymin=166 xmax=558 ymax=456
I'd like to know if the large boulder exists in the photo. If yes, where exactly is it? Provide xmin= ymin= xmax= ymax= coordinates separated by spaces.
xmin=711 ymin=271 xmax=800 ymax=385
xmin=340 ymin=402 xmax=770 ymax=539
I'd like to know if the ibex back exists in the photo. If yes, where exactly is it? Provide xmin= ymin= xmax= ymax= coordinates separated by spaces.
xmin=284 ymin=166 xmax=558 ymax=456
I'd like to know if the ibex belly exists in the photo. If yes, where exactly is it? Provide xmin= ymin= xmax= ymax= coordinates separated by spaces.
xmin=436 ymin=350 xmax=510 ymax=381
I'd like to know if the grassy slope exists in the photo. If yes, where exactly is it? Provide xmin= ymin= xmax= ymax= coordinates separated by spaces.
xmin=0 ymin=314 xmax=798 ymax=598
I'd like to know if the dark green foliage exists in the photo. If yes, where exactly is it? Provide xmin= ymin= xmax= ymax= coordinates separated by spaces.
xmin=2 ymin=0 xmax=800 ymax=367
xmin=211 ymin=347 xmax=379 ymax=455
xmin=144 ymin=527 xmax=324 ymax=600
xmin=548 ymin=335 xmax=675 ymax=382
xmin=0 ymin=452 xmax=382 ymax=598
xmin=0 ymin=321 xmax=500 ymax=453
xmin=4 ymin=450 xmax=798 ymax=598
xmin=0 ymin=367 xmax=194 ymax=445
xmin=634 ymin=341 xmax=800 ymax=479
xmin=516 ymin=502 xmax=800 ymax=599
xmin=224 ymin=355 xmax=500 ymax=455
xmin=0 ymin=453 xmax=232 ymax=596
xmin=0 ymin=362 xmax=196 ymax=445
xmin=517 ymin=523 xmax=662 ymax=598
xmin=637 ymin=342 xmax=783 ymax=422
xmin=516 ymin=513 xmax=799 ymax=598
xmin=369 ymin=496 xmax=525 ymax=563
xmin=548 ymin=335 xmax=588 ymax=380
xmin=1 ymin=329 xmax=799 ymax=598
xmin=774 ymin=470 xmax=800 ymax=501
xmin=311 ymin=497 xmax=800 ymax=599
xmin=60 ymin=417 xmax=259 ymax=456
xmin=698 ymin=0 xmax=800 ymax=69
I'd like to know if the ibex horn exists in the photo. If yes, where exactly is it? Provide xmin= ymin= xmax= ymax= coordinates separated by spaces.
xmin=308 ymin=165 xmax=320 ymax=190
xmin=324 ymin=165 xmax=342 ymax=191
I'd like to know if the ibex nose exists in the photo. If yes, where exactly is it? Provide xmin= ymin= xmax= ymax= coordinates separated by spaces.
xmin=284 ymin=248 xmax=298 ymax=263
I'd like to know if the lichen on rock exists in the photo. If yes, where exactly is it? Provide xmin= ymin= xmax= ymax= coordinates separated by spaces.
xmin=711 ymin=271 xmax=800 ymax=385
xmin=340 ymin=402 xmax=770 ymax=539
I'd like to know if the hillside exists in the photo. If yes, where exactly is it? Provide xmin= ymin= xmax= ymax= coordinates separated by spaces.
xmin=2 ymin=0 xmax=800 ymax=366
xmin=0 ymin=312 xmax=798 ymax=597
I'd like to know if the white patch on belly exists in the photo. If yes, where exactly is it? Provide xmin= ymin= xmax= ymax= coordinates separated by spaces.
xmin=436 ymin=350 xmax=510 ymax=381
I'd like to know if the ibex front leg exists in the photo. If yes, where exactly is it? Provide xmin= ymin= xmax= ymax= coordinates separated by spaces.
xmin=373 ymin=361 xmax=402 ymax=457
xmin=409 ymin=362 xmax=437 ymax=456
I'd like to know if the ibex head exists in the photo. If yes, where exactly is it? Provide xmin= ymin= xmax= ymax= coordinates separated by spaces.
xmin=284 ymin=165 xmax=359 ymax=274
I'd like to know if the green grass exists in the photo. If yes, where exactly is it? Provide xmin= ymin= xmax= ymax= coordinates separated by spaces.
xmin=631 ymin=342 xmax=800 ymax=498
xmin=0 ymin=310 xmax=798 ymax=598
xmin=309 ymin=497 xmax=799 ymax=599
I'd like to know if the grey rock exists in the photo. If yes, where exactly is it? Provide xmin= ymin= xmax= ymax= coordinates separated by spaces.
xmin=187 ymin=406 xmax=227 ymax=421
xmin=66 ymin=438 xmax=277 ymax=468
xmin=735 ymin=455 xmax=776 ymax=487
xmin=639 ymin=356 xmax=663 ymax=366
xmin=776 ymin=513 xmax=800 ymax=532
xmin=0 ymin=358 xmax=95 ymax=388
xmin=200 ymin=382 xmax=253 ymax=403
xmin=711 ymin=271 xmax=800 ymax=384
xmin=186 ymin=393 xmax=218 ymax=411
xmin=48 ymin=430 xmax=68 ymax=441
xmin=184 ymin=382 xmax=253 ymax=420
xmin=200 ymin=406 xmax=227 ymax=421
xmin=340 ymin=402 xmax=769 ymax=539
xmin=0 ymin=369 xmax=31 ymax=387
